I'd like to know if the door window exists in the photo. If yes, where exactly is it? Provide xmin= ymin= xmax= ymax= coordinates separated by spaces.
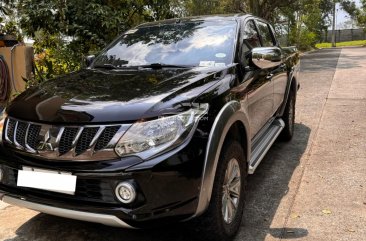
xmin=256 ymin=21 xmax=275 ymax=47
xmin=241 ymin=20 xmax=261 ymax=66
xmin=242 ymin=20 xmax=261 ymax=52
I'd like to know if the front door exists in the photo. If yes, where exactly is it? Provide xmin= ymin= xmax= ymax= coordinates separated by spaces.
xmin=235 ymin=19 xmax=274 ymax=139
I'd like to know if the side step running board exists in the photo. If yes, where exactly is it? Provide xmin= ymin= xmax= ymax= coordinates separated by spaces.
xmin=248 ymin=119 xmax=285 ymax=174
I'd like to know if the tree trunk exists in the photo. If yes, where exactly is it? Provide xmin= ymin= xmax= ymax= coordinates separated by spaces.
xmin=249 ymin=0 xmax=260 ymax=16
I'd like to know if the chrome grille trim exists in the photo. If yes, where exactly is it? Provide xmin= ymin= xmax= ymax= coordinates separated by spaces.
xmin=3 ymin=117 xmax=131 ymax=161
xmin=24 ymin=124 xmax=37 ymax=154
xmin=75 ymin=127 xmax=99 ymax=156
xmin=94 ymin=126 xmax=121 ymax=151
xmin=90 ymin=126 xmax=106 ymax=149
xmin=13 ymin=121 xmax=23 ymax=149
xmin=5 ymin=118 xmax=16 ymax=144
xmin=73 ymin=127 xmax=84 ymax=147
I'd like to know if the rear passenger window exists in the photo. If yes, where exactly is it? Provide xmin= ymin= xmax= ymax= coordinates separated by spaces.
xmin=256 ymin=21 xmax=275 ymax=47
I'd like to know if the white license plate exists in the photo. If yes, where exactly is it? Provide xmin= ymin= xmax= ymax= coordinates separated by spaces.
xmin=17 ymin=167 xmax=77 ymax=195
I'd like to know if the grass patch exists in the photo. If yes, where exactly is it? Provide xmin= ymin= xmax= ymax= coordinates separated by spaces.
xmin=316 ymin=40 xmax=366 ymax=48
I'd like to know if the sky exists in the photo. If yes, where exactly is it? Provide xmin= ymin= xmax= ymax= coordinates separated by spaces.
xmin=336 ymin=0 xmax=362 ymax=29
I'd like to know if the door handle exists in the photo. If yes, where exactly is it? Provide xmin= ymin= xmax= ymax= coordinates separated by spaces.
xmin=266 ymin=73 xmax=274 ymax=80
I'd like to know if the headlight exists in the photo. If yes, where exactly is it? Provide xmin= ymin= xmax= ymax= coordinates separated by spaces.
xmin=115 ymin=104 xmax=208 ymax=159
xmin=0 ymin=110 xmax=6 ymax=143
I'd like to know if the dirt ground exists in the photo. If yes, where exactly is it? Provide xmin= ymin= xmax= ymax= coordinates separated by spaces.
xmin=1 ymin=47 xmax=365 ymax=241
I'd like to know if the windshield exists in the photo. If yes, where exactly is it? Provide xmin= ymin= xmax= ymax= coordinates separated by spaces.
xmin=92 ymin=20 xmax=238 ymax=68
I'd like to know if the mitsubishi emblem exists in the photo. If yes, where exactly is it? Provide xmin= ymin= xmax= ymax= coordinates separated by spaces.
xmin=37 ymin=130 xmax=54 ymax=151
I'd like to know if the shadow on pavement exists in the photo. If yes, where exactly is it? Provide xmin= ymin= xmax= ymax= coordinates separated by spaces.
xmin=237 ymin=123 xmax=311 ymax=240
xmin=5 ymin=213 xmax=196 ymax=241
xmin=269 ymin=228 xmax=308 ymax=239
xmin=301 ymin=47 xmax=366 ymax=73
xmin=301 ymin=48 xmax=342 ymax=72
xmin=6 ymin=124 xmax=311 ymax=241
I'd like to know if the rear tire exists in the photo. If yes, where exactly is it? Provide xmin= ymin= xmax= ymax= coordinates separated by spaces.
xmin=197 ymin=141 xmax=247 ymax=241
xmin=279 ymin=89 xmax=296 ymax=141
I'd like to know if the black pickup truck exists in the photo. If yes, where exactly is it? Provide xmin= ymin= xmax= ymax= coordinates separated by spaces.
xmin=0 ymin=14 xmax=299 ymax=240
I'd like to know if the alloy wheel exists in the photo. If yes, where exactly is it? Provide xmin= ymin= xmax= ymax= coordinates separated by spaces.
xmin=222 ymin=158 xmax=241 ymax=224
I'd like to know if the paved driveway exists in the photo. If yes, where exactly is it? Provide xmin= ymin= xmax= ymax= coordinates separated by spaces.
xmin=1 ymin=47 xmax=365 ymax=241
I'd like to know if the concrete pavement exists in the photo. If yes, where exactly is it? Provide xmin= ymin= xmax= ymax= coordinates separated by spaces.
xmin=278 ymin=47 xmax=366 ymax=241
xmin=238 ymin=47 xmax=365 ymax=241
xmin=0 ymin=47 xmax=365 ymax=241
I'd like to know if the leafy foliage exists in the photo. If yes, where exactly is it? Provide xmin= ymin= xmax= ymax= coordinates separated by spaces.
xmin=357 ymin=0 xmax=366 ymax=27
xmin=0 ymin=0 xmax=22 ymax=40
xmin=17 ymin=0 xmax=180 ymax=82
xmin=183 ymin=0 xmax=334 ymax=50
xmin=30 ymin=30 xmax=81 ymax=86
xmin=7 ymin=0 xmax=366 ymax=83
xmin=0 ymin=0 xmax=13 ymax=21
xmin=340 ymin=0 xmax=359 ymax=19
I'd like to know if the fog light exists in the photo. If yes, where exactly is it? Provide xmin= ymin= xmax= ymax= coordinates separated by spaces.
xmin=115 ymin=182 xmax=136 ymax=204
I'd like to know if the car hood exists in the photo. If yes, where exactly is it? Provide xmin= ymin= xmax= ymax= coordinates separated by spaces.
xmin=7 ymin=66 xmax=232 ymax=123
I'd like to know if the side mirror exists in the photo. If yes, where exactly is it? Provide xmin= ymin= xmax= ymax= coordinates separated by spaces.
xmin=84 ymin=55 xmax=95 ymax=67
xmin=251 ymin=47 xmax=282 ymax=69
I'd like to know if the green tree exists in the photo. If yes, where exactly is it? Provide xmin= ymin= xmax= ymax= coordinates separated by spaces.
xmin=0 ymin=0 xmax=22 ymax=41
xmin=183 ymin=0 xmax=245 ymax=16
xmin=11 ymin=0 xmax=365 ymax=83
xmin=18 ymin=0 xmax=180 ymax=52
xmin=0 ymin=0 xmax=13 ymax=22
xmin=282 ymin=0 xmax=334 ymax=49
xmin=356 ymin=0 xmax=366 ymax=27
xmin=340 ymin=0 xmax=359 ymax=19
xmin=16 ymin=0 xmax=177 ymax=82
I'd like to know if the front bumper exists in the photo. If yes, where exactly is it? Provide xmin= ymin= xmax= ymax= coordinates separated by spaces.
xmin=0 ymin=135 xmax=206 ymax=228
xmin=1 ymin=195 xmax=133 ymax=228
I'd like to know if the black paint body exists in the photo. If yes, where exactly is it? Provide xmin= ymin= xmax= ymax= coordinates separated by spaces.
xmin=0 ymin=14 xmax=299 ymax=227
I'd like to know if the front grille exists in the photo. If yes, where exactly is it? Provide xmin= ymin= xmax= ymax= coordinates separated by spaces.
xmin=75 ymin=127 xmax=99 ymax=155
xmin=6 ymin=118 xmax=16 ymax=143
xmin=15 ymin=122 xmax=28 ymax=147
xmin=95 ymin=126 xmax=120 ymax=151
xmin=4 ymin=117 xmax=129 ymax=161
xmin=27 ymin=125 xmax=41 ymax=149
xmin=59 ymin=127 xmax=79 ymax=155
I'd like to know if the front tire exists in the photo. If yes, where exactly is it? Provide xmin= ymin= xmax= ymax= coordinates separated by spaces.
xmin=197 ymin=141 xmax=247 ymax=241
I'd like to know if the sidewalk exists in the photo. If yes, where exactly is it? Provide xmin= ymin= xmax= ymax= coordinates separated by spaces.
xmin=266 ymin=47 xmax=366 ymax=241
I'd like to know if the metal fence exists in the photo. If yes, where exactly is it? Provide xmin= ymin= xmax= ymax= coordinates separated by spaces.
xmin=322 ymin=28 xmax=366 ymax=43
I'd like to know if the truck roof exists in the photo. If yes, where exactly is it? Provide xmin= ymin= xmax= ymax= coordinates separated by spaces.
xmin=137 ymin=13 xmax=251 ymax=27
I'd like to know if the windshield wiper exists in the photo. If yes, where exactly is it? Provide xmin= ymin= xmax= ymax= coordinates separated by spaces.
xmin=93 ymin=64 xmax=118 ymax=69
xmin=138 ymin=63 xmax=194 ymax=69
xmin=93 ymin=63 xmax=193 ymax=70
xmin=93 ymin=64 xmax=139 ymax=70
